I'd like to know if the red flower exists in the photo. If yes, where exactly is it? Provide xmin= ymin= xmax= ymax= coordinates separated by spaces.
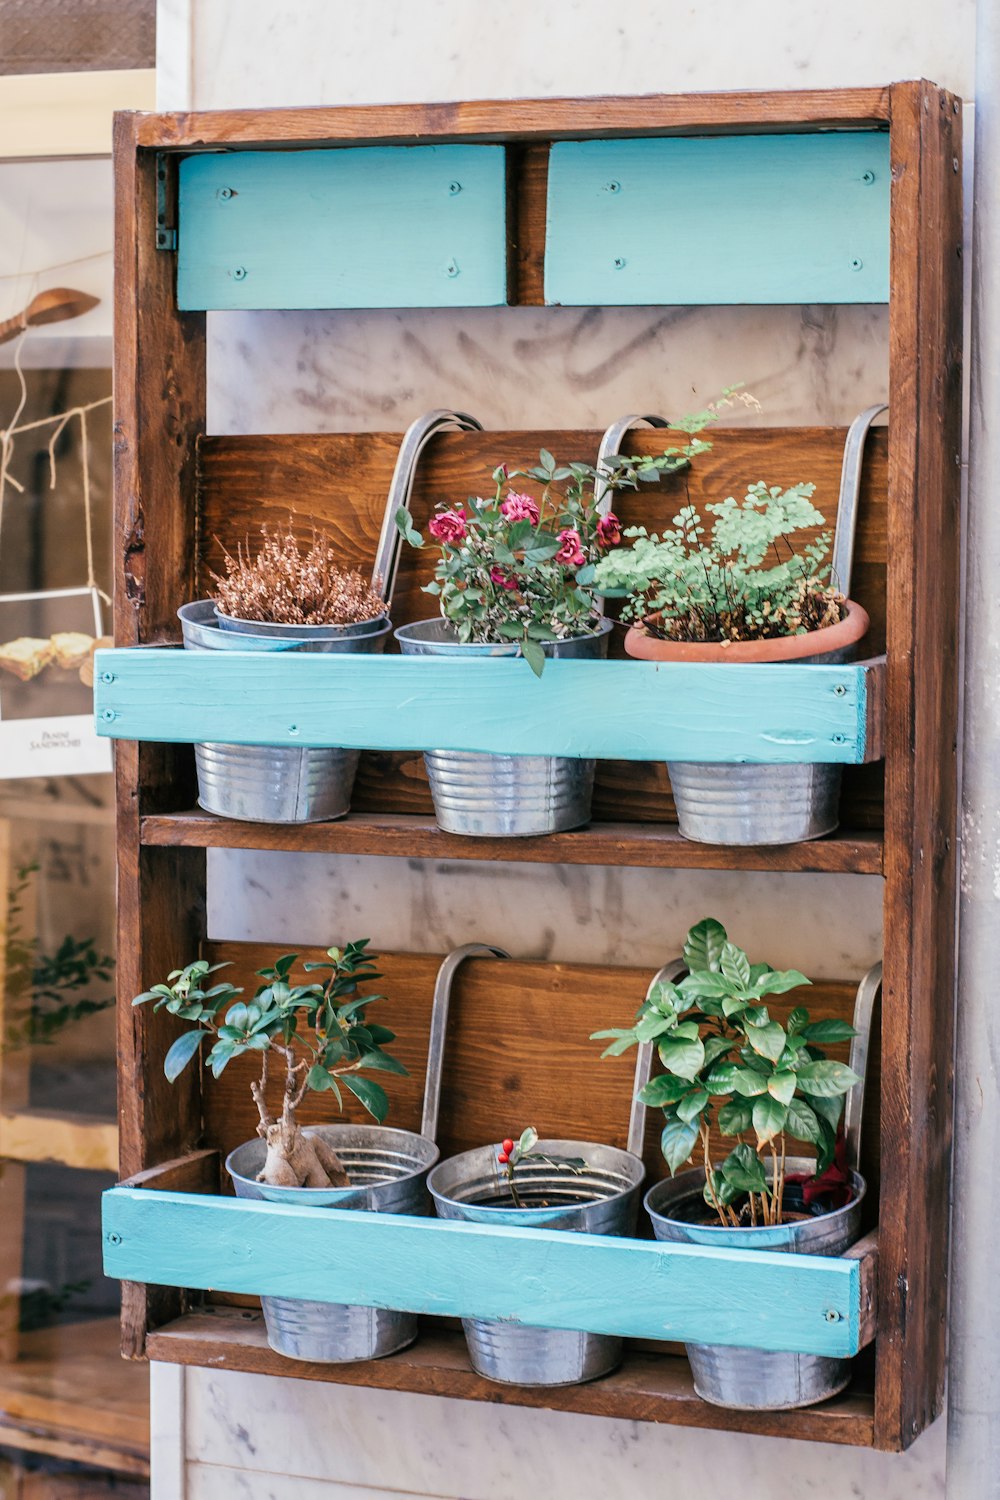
xmin=500 ymin=493 xmax=540 ymax=525
xmin=428 ymin=507 xmax=467 ymax=544
xmin=596 ymin=513 xmax=622 ymax=549
xmin=490 ymin=565 xmax=519 ymax=591
xmin=555 ymin=528 xmax=586 ymax=567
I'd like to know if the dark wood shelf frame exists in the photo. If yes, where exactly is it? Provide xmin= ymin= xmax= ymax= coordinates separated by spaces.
xmin=113 ymin=83 xmax=962 ymax=1453
xmin=139 ymin=810 xmax=885 ymax=875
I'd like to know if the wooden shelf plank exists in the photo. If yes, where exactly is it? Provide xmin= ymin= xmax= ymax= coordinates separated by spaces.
xmin=94 ymin=650 xmax=884 ymax=764
xmin=104 ymin=1187 xmax=874 ymax=1357
xmin=147 ymin=1309 xmax=876 ymax=1447
xmin=140 ymin=809 xmax=885 ymax=874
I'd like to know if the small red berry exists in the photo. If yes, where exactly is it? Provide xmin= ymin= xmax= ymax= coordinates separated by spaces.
xmin=497 ymin=1152 xmax=509 ymax=1165
xmin=502 ymin=1138 xmax=515 ymax=1155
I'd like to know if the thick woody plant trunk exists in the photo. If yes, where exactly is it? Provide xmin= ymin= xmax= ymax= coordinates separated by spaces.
xmin=252 ymin=1050 xmax=350 ymax=1189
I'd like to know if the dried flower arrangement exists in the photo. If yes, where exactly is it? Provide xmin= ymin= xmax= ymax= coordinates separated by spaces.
xmin=211 ymin=525 xmax=386 ymax=627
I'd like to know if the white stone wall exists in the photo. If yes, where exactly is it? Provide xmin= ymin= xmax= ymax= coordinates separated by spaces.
xmin=152 ymin=1 xmax=975 ymax=1493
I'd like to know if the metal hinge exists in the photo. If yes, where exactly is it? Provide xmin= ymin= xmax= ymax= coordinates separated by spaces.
xmin=155 ymin=153 xmax=177 ymax=251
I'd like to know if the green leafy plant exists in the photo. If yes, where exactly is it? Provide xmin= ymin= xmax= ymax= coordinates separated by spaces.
xmin=133 ymin=941 xmax=407 ymax=1189
xmin=395 ymin=399 xmax=728 ymax=676
xmin=495 ymin=1126 xmax=586 ymax=1208
xmin=592 ymin=481 xmax=845 ymax=643
xmin=4 ymin=864 xmax=114 ymax=1052
xmin=592 ymin=919 xmax=859 ymax=1228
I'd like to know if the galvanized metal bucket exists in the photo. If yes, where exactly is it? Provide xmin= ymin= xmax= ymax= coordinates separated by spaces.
xmin=645 ymin=1161 xmax=866 ymax=1409
xmin=429 ymin=1139 xmax=645 ymax=1386
xmin=426 ymin=964 xmax=673 ymax=1387
xmin=395 ymin=618 xmax=613 ymax=837
xmin=223 ymin=942 xmax=505 ymax=1364
xmin=179 ymin=601 xmax=390 ymax=823
xmin=226 ymin=1124 xmax=439 ymax=1362
xmin=666 ymin=404 xmax=885 ymax=847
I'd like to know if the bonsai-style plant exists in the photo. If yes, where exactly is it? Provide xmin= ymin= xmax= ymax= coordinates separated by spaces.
xmin=395 ymin=415 xmax=719 ymax=676
xmin=591 ymin=481 xmax=846 ymax=645
xmin=211 ymin=524 xmax=386 ymax=627
xmin=593 ymin=918 xmax=859 ymax=1227
xmin=133 ymin=940 xmax=406 ymax=1189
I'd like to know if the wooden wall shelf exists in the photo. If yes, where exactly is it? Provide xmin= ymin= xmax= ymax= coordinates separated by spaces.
xmin=147 ymin=1308 xmax=878 ymax=1449
xmin=109 ymin=82 xmax=961 ymax=1454
xmin=139 ymin=809 xmax=886 ymax=875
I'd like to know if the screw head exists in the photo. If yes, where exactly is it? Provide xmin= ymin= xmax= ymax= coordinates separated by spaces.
xmin=861 ymin=170 xmax=876 ymax=185
xmin=448 ymin=180 xmax=462 ymax=195
xmin=445 ymin=259 xmax=460 ymax=278
xmin=832 ymin=733 xmax=847 ymax=744
xmin=833 ymin=683 xmax=847 ymax=696
xmin=108 ymin=1231 xmax=122 ymax=1246
xmin=100 ymin=670 xmax=116 ymax=684
xmin=232 ymin=265 xmax=247 ymax=281
xmin=605 ymin=180 xmax=621 ymax=193
xmin=217 ymin=186 xmax=234 ymax=200
xmin=825 ymin=1308 xmax=842 ymax=1323
xmin=288 ymin=724 xmax=299 ymax=736
xmin=613 ymin=256 xmax=627 ymax=270
xmin=850 ymin=257 xmax=864 ymax=272
xmin=101 ymin=709 xmax=116 ymax=722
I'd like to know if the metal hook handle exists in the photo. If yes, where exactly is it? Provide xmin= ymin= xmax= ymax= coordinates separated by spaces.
xmin=831 ymin=404 xmax=887 ymax=598
xmin=420 ymin=942 xmax=509 ymax=1142
xmin=626 ymin=957 xmax=688 ymax=1157
xmin=844 ymin=960 xmax=881 ymax=1174
xmin=592 ymin=415 xmax=669 ymax=621
xmin=373 ymin=408 xmax=484 ymax=606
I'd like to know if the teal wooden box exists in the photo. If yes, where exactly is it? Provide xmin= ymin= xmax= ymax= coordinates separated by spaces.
xmin=102 ymin=1186 xmax=869 ymax=1358
xmin=92 ymin=650 xmax=884 ymax=764
xmin=177 ymin=144 xmax=509 ymax=310
xmin=545 ymin=133 xmax=890 ymax=306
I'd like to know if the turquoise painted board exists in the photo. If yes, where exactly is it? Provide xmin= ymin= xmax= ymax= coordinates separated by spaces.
xmin=545 ymin=133 xmax=890 ymax=305
xmin=177 ymin=146 xmax=508 ymax=310
xmin=92 ymin=650 xmax=882 ymax=764
xmin=102 ymin=1187 xmax=864 ymax=1356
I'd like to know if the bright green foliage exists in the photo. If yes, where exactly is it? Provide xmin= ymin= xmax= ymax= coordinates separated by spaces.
xmin=133 ymin=941 xmax=405 ymax=1125
xmin=592 ymin=481 xmax=845 ymax=643
xmin=592 ymin=918 xmax=859 ymax=1227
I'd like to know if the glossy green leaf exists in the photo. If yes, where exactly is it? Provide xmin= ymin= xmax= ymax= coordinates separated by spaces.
xmin=163 ymin=1029 xmax=203 ymax=1083
xmin=795 ymin=1060 xmax=861 ymax=1097
xmin=753 ymin=1095 xmax=788 ymax=1145
xmin=660 ymin=1113 xmax=700 ymax=1174
xmin=683 ymin=918 xmax=728 ymax=973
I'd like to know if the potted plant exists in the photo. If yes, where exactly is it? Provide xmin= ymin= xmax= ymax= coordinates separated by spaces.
xmin=593 ymin=918 xmax=864 ymax=1410
xmin=133 ymin=940 xmax=439 ymax=1363
xmin=178 ymin=524 xmax=392 ymax=824
xmin=393 ymin=429 xmax=710 ymax=838
xmin=592 ymin=482 xmax=870 ymax=845
xmin=428 ymin=1124 xmax=646 ymax=1386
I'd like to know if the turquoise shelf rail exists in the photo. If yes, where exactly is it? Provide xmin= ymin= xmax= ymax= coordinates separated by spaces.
xmin=545 ymin=133 xmax=890 ymax=306
xmin=92 ymin=649 xmax=884 ymax=764
xmin=102 ymin=1186 xmax=870 ymax=1357
xmin=177 ymin=145 xmax=509 ymax=310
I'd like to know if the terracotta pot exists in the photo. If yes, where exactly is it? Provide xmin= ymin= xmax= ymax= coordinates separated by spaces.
xmin=623 ymin=599 xmax=870 ymax=663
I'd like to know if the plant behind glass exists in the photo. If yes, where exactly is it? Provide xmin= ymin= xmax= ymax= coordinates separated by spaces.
xmin=593 ymin=919 xmax=859 ymax=1227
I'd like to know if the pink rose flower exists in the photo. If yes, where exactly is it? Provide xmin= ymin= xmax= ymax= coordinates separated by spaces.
xmin=596 ymin=513 xmax=622 ymax=549
xmin=428 ymin=507 xmax=467 ymax=544
xmin=500 ymin=493 xmax=540 ymax=525
xmin=555 ymin=528 xmax=586 ymax=567
xmin=489 ymin=565 xmax=519 ymax=592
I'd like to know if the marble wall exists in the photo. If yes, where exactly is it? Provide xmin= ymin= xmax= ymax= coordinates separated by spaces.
xmin=152 ymin=1 xmax=975 ymax=1494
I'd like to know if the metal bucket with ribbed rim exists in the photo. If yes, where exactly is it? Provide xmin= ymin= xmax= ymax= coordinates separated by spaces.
xmin=428 ymin=1139 xmax=645 ymax=1386
xmin=178 ymin=601 xmax=390 ymax=823
xmin=395 ymin=618 xmax=613 ymax=837
xmin=645 ymin=1159 xmax=866 ymax=1409
xmin=226 ymin=1125 xmax=439 ymax=1362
